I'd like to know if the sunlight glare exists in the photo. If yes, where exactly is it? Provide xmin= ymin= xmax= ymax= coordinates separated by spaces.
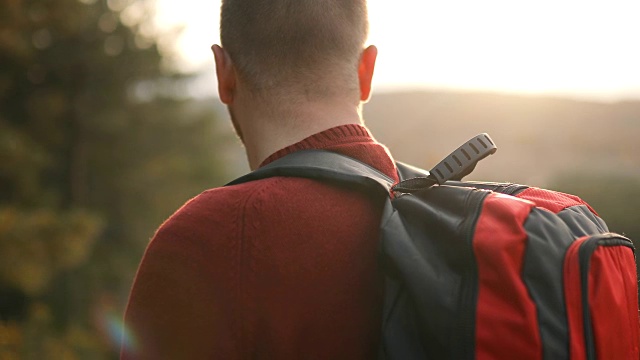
xmin=367 ymin=0 xmax=640 ymax=97
xmin=154 ymin=0 xmax=640 ymax=100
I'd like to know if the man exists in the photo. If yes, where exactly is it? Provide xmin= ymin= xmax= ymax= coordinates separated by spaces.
xmin=122 ymin=0 xmax=398 ymax=358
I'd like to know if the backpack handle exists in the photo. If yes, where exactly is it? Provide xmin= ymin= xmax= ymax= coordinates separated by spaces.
xmin=430 ymin=133 xmax=497 ymax=184
xmin=392 ymin=133 xmax=497 ymax=193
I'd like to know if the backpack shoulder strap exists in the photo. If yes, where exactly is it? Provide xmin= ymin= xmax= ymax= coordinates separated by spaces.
xmin=226 ymin=133 xmax=498 ymax=195
xmin=225 ymin=149 xmax=395 ymax=195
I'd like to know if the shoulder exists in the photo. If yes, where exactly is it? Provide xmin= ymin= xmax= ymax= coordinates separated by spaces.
xmin=148 ymin=174 xmax=380 ymax=252
xmin=150 ymin=177 xmax=304 ymax=243
xmin=151 ymin=180 xmax=268 ymax=243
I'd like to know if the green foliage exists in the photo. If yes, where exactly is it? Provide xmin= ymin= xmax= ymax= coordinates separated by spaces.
xmin=0 ymin=207 xmax=103 ymax=295
xmin=0 ymin=0 xmax=228 ymax=357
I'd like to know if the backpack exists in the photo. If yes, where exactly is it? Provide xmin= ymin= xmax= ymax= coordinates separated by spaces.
xmin=227 ymin=134 xmax=640 ymax=359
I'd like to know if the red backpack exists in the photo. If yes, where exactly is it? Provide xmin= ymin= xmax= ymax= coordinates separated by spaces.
xmin=229 ymin=134 xmax=640 ymax=359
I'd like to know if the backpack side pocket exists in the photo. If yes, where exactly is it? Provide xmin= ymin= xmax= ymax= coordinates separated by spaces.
xmin=564 ymin=234 xmax=639 ymax=360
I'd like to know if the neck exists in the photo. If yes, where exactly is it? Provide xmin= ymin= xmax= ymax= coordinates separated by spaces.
xmin=233 ymin=95 xmax=364 ymax=170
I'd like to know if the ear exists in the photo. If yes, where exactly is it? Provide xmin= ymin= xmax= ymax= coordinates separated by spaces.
xmin=212 ymin=44 xmax=236 ymax=104
xmin=358 ymin=45 xmax=378 ymax=102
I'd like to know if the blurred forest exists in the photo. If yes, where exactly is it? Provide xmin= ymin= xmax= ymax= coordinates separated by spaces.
xmin=1 ymin=0 xmax=639 ymax=358
xmin=0 ymin=0 xmax=231 ymax=358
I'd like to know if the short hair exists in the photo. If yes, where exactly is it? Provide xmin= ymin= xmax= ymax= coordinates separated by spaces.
xmin=220 ymin=0 xmax=369 ymax=99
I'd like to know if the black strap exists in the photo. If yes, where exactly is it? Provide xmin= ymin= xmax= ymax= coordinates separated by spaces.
xmin=226 ymin=133 xmax=497 ymax=195
xmin=226 ymin=149 xmax=394 ymax=195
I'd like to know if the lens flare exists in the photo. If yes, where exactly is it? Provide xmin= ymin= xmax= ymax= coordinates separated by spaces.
xmin=93 ymin=296 xmax=137 ymax=354
xmin=105 ymin=312 xmax=137 ymax=353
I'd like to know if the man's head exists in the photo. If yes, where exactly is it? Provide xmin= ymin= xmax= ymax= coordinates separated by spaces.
xmin=215 ymin=0 xmax=374 ymax=104
xmin=213 ymin=0 xmax=377 ymax=168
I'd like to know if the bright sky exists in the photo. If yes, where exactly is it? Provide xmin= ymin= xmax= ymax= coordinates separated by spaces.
xmin=154 ymin=0 xmax=640 ymax=101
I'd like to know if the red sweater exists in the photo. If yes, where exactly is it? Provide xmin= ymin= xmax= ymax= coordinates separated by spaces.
xmin=122 ymin=124 xmax=399 ymax=359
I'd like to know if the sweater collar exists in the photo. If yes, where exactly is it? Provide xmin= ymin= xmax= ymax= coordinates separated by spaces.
xmin=259 ymin=124 xmax=377 ymax=168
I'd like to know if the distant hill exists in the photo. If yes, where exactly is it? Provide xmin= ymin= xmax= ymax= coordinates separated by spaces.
xmin=210 ymin=89 xmax=640 ymax=186
xmin=363 ymin=90 xmax=640 ymax=187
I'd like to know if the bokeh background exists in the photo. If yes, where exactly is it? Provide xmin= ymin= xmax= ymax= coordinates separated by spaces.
xmin=1 ymin=0 xmax=638 ymax=358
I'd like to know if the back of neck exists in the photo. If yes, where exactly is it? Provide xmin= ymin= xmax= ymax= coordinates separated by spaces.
xmin=237 ymin=99 xmax=364 ymax=170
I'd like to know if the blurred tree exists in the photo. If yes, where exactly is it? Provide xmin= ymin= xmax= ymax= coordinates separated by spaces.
xmin=0 ymin=0 xmax=228 ymax=358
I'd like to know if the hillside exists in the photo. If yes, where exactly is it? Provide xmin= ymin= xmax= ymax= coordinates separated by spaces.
xmin=363 ymin=90 xmax=640 ymax=187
